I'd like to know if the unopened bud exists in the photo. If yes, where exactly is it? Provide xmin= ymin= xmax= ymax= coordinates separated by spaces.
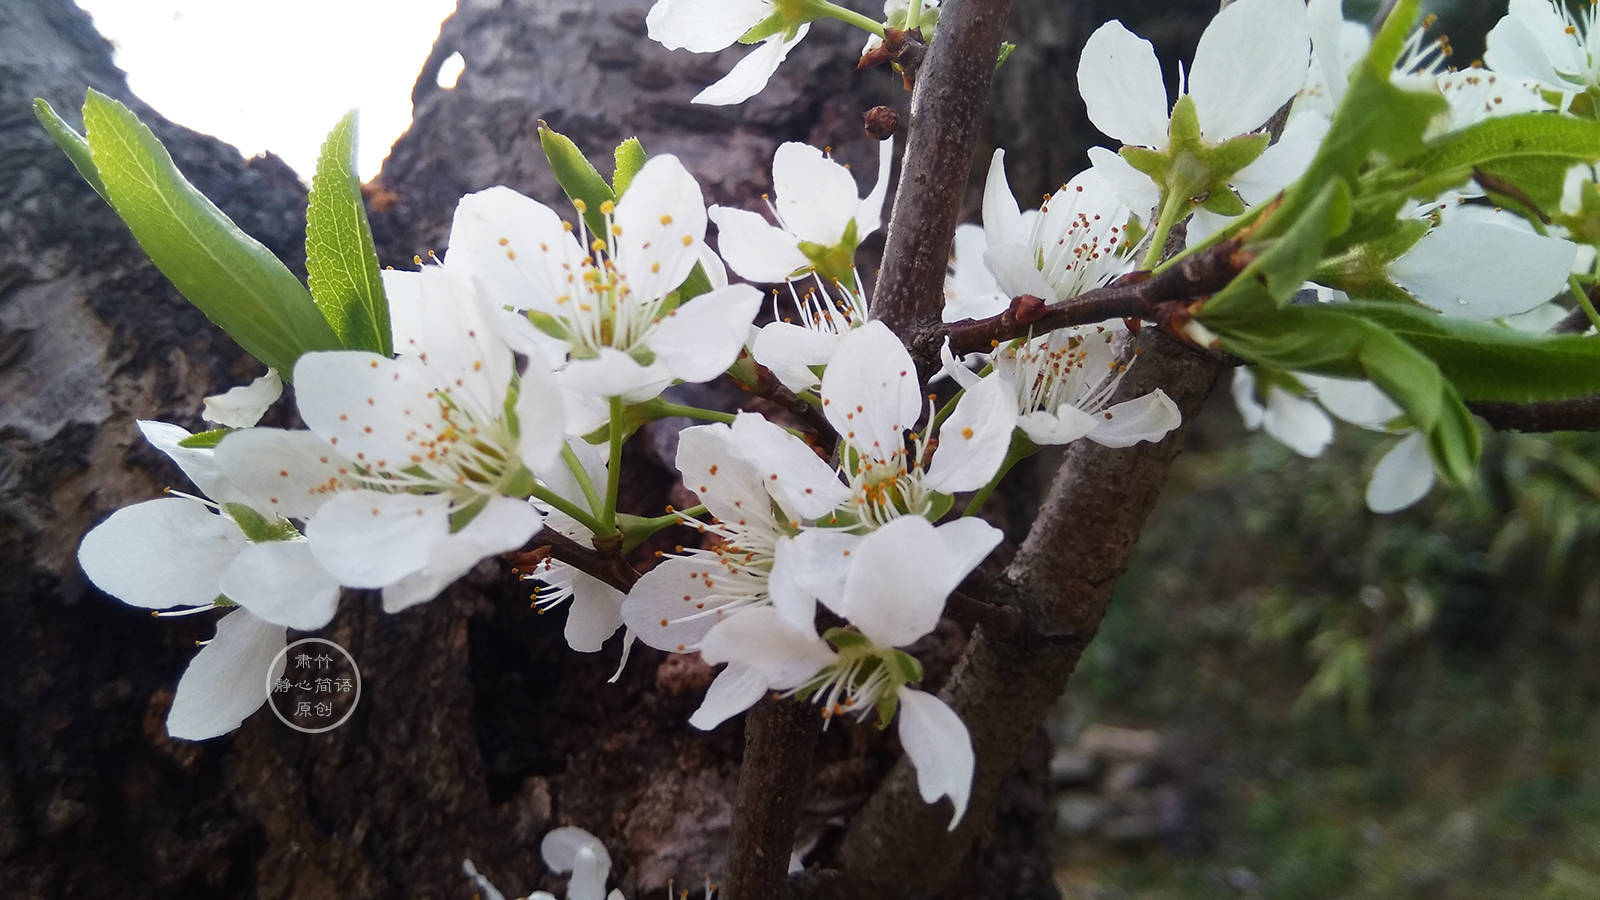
xmin=863 ymin=105 xmax=899 ymax=140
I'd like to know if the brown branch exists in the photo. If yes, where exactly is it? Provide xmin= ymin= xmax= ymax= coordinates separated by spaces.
xmin=1471 ymin=395 xmax=1600 ymax=432
xmin=505 ymin=526 xmax=640 ymax=593
xmin=725 ymin=697 xmax=821 ymax=900
xmin=938 ymin=239 xmax=1247 ymax=359
xmin=870 ymin=0 xmax=1014 ymax=339
xmin=1555 ymin=295 xmax=1598 ymax=334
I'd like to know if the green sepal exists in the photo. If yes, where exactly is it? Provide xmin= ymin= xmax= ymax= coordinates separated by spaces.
xmin=875 ymin=690 xmax=900 ymax=729
xmin=81 ymin=90 xmax=341 ymax=377
xmin=224 ymin=503 xmax=301 ymax=543
xmin=525 ymin=309 xmax=575 ymax=343
xmin=925 ymin=491 xmax=955 ymax=522
xmin=996 ymin=42 xmax=1016 ymax=69
xmin=796 ymin=217 xmax=860 ymax=286
xmin=178 ymin=428 xmax=231 ymax=449
xmin=33 ymin=98 xmax=109 ymax=202
xmin=450 ymin=496 xmax=488 ymax=532
xmin=306 ymin=110 xmax=392 ymax=356
xmin=885 ymin=648 xmax=924 ymax=684
xmin=1311 ymin=218 xmax=1429 ymax=304
xmin=1553 ymin=177 xmax=1600 ymax=248
xmin=612 ymin=137 xmax=647 ymax=196
xmin=823 ymin=627 xmax=874 ymax=651
xmin=738 ymin=12 xmax=794 ymax=44
xmin=538 ymin=122 xmax=615 ymax=241
xmin=502 ymin=465 xmax=537 ymax=500
xmin=1120 ymin=146 xmax=1166 ymax=183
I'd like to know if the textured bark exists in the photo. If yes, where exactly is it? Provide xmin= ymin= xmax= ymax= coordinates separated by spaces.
xmin=0 ymin=1 xmax=1112 ymax=897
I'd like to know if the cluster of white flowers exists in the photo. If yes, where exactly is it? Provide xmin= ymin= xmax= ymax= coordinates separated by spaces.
xmin=74 ymin=0 xmax=1600 ymax=849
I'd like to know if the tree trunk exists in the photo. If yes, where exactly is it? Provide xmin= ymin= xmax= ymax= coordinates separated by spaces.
xmin=1 ymin=1 xmax=1219 ymax=896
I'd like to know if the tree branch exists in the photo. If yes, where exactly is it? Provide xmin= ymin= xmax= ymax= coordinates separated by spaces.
xmin=1471 ymin=396 xmax=1600 ymax=433
xmin=505 ymin=527 xmax=640 ymax=593
xmin=726 ymin=697 xmax=821 ymax=900
xmin=870 ymin=0 xmax=1014 ymax=338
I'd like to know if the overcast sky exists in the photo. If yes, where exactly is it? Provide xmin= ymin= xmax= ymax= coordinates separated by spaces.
xmin=78 ymin=0 xmax=461 ymax=182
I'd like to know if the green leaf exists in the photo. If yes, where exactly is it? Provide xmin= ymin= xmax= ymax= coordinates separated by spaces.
xmin=1381 ymin=113 xmax=1600 ymax=208
xmin=612 ymin=137 xmax=647 ymax=196
xmin=538 ymin=122 xmax=615 ymax=241
xmin=178 ymin=428 xmax=230 ymax=449
xmin=306 ymin=110 xmax=392 ymax=356
xmin=223 ymin=503 xmax=300 ymax=543
xmin=82 ymin=90 xmax=340 ymax=376
xmin=1201 ymin=180 xmax=1351 ymax=322
xmin=33 ymin=98 xmax=108 ymax=202
xmin=1332 ymin=301 xmax=1600 ymax=402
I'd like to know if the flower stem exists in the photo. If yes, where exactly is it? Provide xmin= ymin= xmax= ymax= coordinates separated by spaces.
xmin=527 ymin=483 xmax=606 ymax=536
xmin=601 ymin=396 xmax=625 ymax=533
xmin=1567 ymin=273 xmax=1600 ymax=331
xmin=562 ymin=442 xmax=605 ymax=520
xmin=814 ymin=0 xmax=886 ymax=37
xmin=961 ymin=435 xmax=1031 ymax=518
xmin=906 ymin=0 xmax=925 ymax=31
xmin=1140 ymin=189 xmax=1190 ymax=270
xmin=651 ymin=400 xmax=737 ymax=425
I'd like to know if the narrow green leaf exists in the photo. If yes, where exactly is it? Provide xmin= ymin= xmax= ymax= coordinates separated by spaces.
xmin=33 ymin=98 xmax=108 ymax=202
xmin=82 ymin=90 xmax=340 ymax=376
xmin=1331 ymin=301 xmax=1600 ymax=402
xmin=1389 ymin=114 xmax=1600 ymax=202
xmin=538 ymin=122 xmax=615 ymax=240
xmin=612 ymin=137 xmax=647 ymax=196
xmin=306 ymin=110 xmax=392 ymax=356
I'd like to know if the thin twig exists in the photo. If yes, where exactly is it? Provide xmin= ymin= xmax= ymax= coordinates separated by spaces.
xmin=506 ymin=526 xmax=640 ymax=593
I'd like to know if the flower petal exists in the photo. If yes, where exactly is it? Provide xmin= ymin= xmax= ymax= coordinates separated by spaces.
xmin=1262 ymin=386 xmax=1334 ymax=458
xmin=769 ymin=528 xmax=861 ymax=629
xmin=541 ymin=826 xmax=613 ymax=900
xmin=614 ymin=155 xmax=708 ymax=303
xmin=980 ymin=149 xmax=1026 ymax=249
xmin=896 ymin=688 xmax=974 ymax=831
xmin=1086 ymin=146 xmax=1161 ymax=221
xmin=1018 ymin=405 xmax=1098 ymax=446
xmin=688 ymin=663 xmax=770 ymax=730
xmin=1366 ymin=431 xmax=1435 ymax=514
xmin=1087 ymin=389 xmax=1181 ymax=447
xmin=202 ymin=369 xmax=282 ymax=428
xmin=213 ymin=427 xmax=353 ymax=520
xmin=842 ymin=515 xmax=1000 ymax=647
xmin=166 ymin=610 xmax=285 ymax=741
xmin=648 ymin=284 xmax=763 ymax=383
xmin=137 ymin=420 xmax=233 ymax=502
xmin=446 ymin=185 xmax=588 ymax=320
xmin=380 ymin=496 xmax=543 ymax=612
xmin=1300 ymin=374 xmax=1400 ymax=428
xmin=773 ymin=142 xmax=862 ymax=247
xmin=646 ymin=0 xmax=772 ymax=52
xmin=221 ymin=541 xmax=342 ymax=630
xmin=514 ymin=365 xmax=566 ymax=473
xmin=1388 ymin=219 xmax=1577 ymax=320
xmin=306 ymin=489 xmax=452 ymax=588
xmin=79 ymin=497 xmax=243 ymax=610
xmin=692 ymin=27 xmax=808 ymax=106
xmin=728 ymin=412 xmax=851 ymax=520
xmin=293 ymin=352 xmax=451 ymax=468
xmin=924 ymin=374 xmax=1016 ymax=493
xmin=855 ymin=136 xmax=896 ymax=238
xmin=623 ymin=556 xmax=743 ymax=652
xmin=561 ymin=569 xmax=626 ymax=653
xmin=1078 ymin=21 xmax=1171 ymax=148
xmin=676 ymin=422 xmax=779 ymax=530
xmin=560 ymin=348 xmax=674 ymax=401
xmin=751 ymin=321 xmax=839 ymax=393
xmin=709 ymin=205 xmax=809 ymax=283
xmin=698 ymin=605 xmax=835 ymax=686
xmin=1189 ymin=0 xmax=1309 ymax=140
xmin=982 ymin=244 xmax=1055 ymax=302
xmin=821 ymin=321 xmax=922 ymax=458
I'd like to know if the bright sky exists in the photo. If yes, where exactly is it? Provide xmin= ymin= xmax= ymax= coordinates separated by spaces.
xmin=77 ymin=0 xmax=462 ymax=182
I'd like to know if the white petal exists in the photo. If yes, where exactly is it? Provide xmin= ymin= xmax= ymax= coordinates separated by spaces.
xmin=676 ymin=423 xmax=779 ymax=531
xmin=1086 ymin=389 xmax=1182 ymax=447
xmin=855 ymin=136 xmax=896 ymax=238
xmin=79 ymin=497 xmax=242 ymax=610
xmin=709 ymin=205 xmax=809 ymax=282
xmin=213 ymin=427 xmax=352 ymax=520
xmin=772 ymin=141 xmax=863 ymax=247
xmin=562 ymin=570 xmax=626 ymax=653
xmin=938 ymin=339 xmax=984 ymax=390
xmin=688 ymin=663 xmax=770 ymax=730
xmin=698 ymin=605 xmax=835 ymax=686
xmin=1087 ymin=146 xmax=1161 ymax=221
xmin=166 ymin=610 xmax=285 ymax=741
xmin=896 ymin=689 xmax=974 ymax=831
xmin=1389 ymin=220 xmax=1577 ymax=320
xmin=646 ymin=0 xmax=772 ymax=52
xmin=692 ymin=27 xmax=808 ymax=106
xmin=1231 ymin=368 xmax=1266 ymax=430
xmin=202 ymin=369 xmax=282 ymax=428
xmin=1231 ymin=112 xmax=1327 ymax=206
xmin=769 ymin=528 xmax=861 ymax=628
xmin=293 ymin=352 xmax=451 ymax=468
xmin=728 ymin=412 xmax=851 ymax=520
xmin=649 ymin=284 xmax=763 ymax=383
xmin=944 ymin=224 xmax=1009 ymax=323
xmin=1077 ymin=21 xmax=1171 ymax=148
xmin=614 ymin=154 xmax=708 ymax=303
xmin=623 ymin=556 xmax=742 ymax=652
xmin=1018 ymin=405 xmax=1098 ymax=446
xmin=1262 ymin=387 xmax=1334 ymax=458
xmin=751 ymin=321 xmax=839 ymax=393
xmin=541 ymin=826 xmax=613 ymax=900
xmin=1299 ymin=374 xmax=1400 ymax=428
xmin=821 ymin=321 xmax=921 ymax=459
xmin=842 ymin=516 xmax=1000 ymax=647
xmin=380 ymin=496 xmax=543 ymax=612
xmin=560 ymin=349 xmax=674 ymax=401
xmin=137 ymin=420 xmax=232 ymax=501
xmin=221 ymin=541 xmax=341 ymax=630
xmin=514 ymin=366 xmax=566 ymax=473
xmin=405 ymin=267 xmax=516 ymax=415
xmin=982 ymin=244 xmax=1055 ymax=302
xmin=446 ymin=185 xmax=588 ymax=323
xmin=306 ymin=489 xmax=452 ymax=588
xmin=1366 ymin=432 xmax=1435 ymax=514
xmin=981 ymin=149 xmax=1026 ymax=249
xmin=1189 ymin=0 xmax=1309 ymax=140
xmin=924 ymin=375 xmax=1017 ymax=493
